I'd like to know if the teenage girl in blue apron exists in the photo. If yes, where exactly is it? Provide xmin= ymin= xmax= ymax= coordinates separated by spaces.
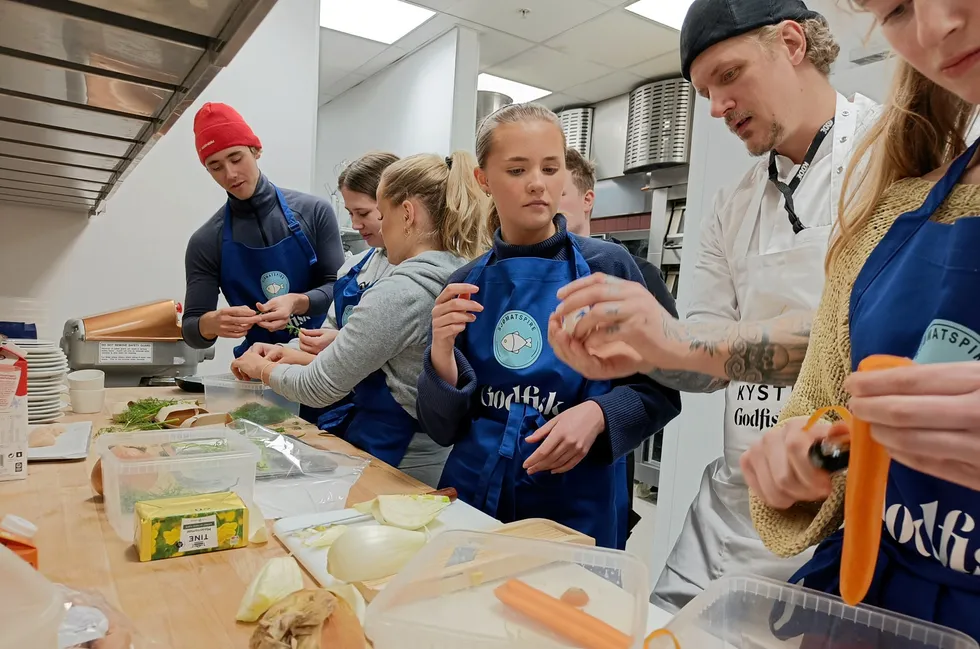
xmin=742 ymin=1 xmax=980 ymax=642
xmin=416 ymin=103 xmax=682 ymax=549
xmin=231 ymin=152 xmax=490 ymax=486
xmin=293 ymin=153 xmax=400 ymax=434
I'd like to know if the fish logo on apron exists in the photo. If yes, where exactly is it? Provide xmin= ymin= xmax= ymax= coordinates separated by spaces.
xmin=493 ymin=310 xmax=542 ymax=370
xmin=341 ymin=304 xmax=355 ymax=327
xmin=260 ymin=271 xmax=290 ymax=300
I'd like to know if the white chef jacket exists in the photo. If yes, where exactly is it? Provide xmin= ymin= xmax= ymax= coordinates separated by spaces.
xmin=652 ymin=92 xmax=881 ymax=613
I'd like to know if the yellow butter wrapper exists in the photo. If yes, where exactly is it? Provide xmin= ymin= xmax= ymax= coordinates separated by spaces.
xmin=134 ymin=491 xmax=248 ymax=562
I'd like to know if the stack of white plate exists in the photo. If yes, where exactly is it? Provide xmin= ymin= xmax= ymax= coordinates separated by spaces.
xmin=9 ymin=339 xmax=69 ymax=424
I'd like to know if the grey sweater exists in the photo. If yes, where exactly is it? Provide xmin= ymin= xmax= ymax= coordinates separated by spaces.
xmin=182 ymin=174 xmax=345 ymax=349
xmin=269 ymin=250 xmax=468 ymax=415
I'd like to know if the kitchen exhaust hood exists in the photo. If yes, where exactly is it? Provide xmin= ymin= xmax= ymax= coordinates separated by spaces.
xmin=0 ymin=0 xmax=276 ymax=216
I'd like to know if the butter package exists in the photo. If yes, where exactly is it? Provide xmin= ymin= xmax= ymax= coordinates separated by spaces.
xmin=134 ymin=491 xmax=248 ymax=562
xmin=0 ymin=340 xmax=28 ymax=482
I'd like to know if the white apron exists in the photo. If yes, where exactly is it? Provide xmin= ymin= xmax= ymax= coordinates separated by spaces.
xmin=652 ymin=96 xmax=865 ymax=612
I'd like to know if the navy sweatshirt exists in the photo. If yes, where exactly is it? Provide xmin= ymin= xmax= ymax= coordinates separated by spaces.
xmin=182 ymin=175 xmax=345 ymax=350
xmin=416 ymin=217 xmax=682 ymax=463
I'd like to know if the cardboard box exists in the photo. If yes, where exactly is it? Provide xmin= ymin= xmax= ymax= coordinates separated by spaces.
xmin=133 ymin=491 xmax=248 ymax=562
xmin=0 ymin=339 xmax=28 ymax=481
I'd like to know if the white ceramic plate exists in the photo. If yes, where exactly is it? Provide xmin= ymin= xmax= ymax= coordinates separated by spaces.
xmin=27 ymin=384 xmax=67 ymax=394
xmin=28 ymin=413 xmax=65 ymax=424
xmin=27 ymin=360 xmax=67 ymax=368
xmin=28 ymin=398 xmax=66 ymax=409
xmin=27 ymin=422 xmax=93 ymax=461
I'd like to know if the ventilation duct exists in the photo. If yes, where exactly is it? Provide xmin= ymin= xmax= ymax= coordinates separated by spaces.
xmin=558 ymin=107 xmax=593 ymax=159
xmin=476 ymin=91 xmax=512 ymax=131
xmin=624 ymin=78 xmax=694 ymax=174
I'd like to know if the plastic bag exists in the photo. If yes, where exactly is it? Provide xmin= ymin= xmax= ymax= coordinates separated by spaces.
xmin=57 ymin=585 xmax=163 ymax=649
xmin=231 ymin=420 xmax=368 ymax=519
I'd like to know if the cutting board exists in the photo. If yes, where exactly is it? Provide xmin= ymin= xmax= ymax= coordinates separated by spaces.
xmin=272 ymin=504 xmax=594 ymax=602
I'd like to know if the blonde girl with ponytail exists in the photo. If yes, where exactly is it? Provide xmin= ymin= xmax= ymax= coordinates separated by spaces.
xmin=416 ymin=102 xmax=682 ymax=550
xmin=231 ymin=151 xmax=488 ymax=487
xmin=742 ymin=0 xmax=980 ymax=639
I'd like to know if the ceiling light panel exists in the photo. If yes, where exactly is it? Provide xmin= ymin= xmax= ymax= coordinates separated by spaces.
xmin=625 ymin=0 xmax=695 ymax=31
xmin=320 ymin=0 xmax=436 ymax=45
xmin=478 ymin=73 xmax=552 ymax=104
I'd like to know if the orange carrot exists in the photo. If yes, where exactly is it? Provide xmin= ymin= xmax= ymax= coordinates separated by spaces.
xmin=644 ymin=628 xmax=681 ymax=649
xmin=803 ymin=406 xmax=853 ymax=432
xmin=493 ymin=579 xmax=631 ymax=649
xmin=840 ymin=354 xmax=915 ymax=606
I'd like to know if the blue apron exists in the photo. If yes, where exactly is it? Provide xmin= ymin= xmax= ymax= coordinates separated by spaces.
xmin=310 ymin=249 xmax=378 ymax=434
xmin=218 ymin=185 xmax=326 ymax=359
xmin=321 ymin=248 xmax=418 ymax=467
xmin=437 ymin=236 xmax=629 ymax=549
xmin=776 ymin=139 xmax=980 ymax=645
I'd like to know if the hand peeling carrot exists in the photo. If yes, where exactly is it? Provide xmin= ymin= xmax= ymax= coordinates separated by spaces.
xmin=839 ymin=354 xmax=915 ymax=606
xmin=644 ymin=628 xmax=681 ymax=649
xmin=803 ymin=406 xmax=853 ymax=432
xmin=493 ymin=579 xmax=631 ymax=649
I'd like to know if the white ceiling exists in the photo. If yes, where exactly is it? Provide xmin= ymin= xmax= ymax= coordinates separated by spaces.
xmin=318 ymin=0 xmax=682 ymax=109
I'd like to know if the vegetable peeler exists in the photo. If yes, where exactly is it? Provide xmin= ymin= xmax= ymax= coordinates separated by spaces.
xmin=809 ymin=437 xmax=850 ymax=473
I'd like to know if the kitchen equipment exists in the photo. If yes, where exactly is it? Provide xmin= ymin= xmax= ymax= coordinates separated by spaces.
xmin=476 ymin=91 xmax=512 ymax=131
xmin=625 ymin=78 xmax=695 ymax=173
xmin=645 ymin=575 xmax=977 ymax=649
xmin=558 ymin=107 xmax=594 ymax=158
xmin=95 ymin=426 xmax=260 ymax=541
xmin=69 ymin=388 xmax=105 ymax=415
xmin=341 ymin=227 xmax=369 ymax=256
xmin=61 ymin=300 xmax=213 ymax=388
xmin=67 ymin=369 xmax=104 ymax=390
xmin=175 ymin=375 xmax=205 ymax=393
xmin=364 ymin=530 xmax=649 ymax=649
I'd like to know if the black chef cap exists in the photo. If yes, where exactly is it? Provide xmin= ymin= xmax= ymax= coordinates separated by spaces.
xmin=680 ymin=0 xmax=823 ymax=81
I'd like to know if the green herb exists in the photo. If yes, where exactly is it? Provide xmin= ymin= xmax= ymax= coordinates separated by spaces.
xmin=273 ymin=427 xmax=287 ymax=433
xmin=110 ymin=398 xmax=183 ymax=430
xmin=286 ymin=323 xmax=302 ymax=336
xmin=229 ymin=402 xmax=292 ymax=426
xmin=120 ymin=483 xmax=196 ymax=514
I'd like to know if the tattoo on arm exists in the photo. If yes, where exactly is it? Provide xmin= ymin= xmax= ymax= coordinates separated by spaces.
xmin=647 ymin=311 xmax=813 ymax=392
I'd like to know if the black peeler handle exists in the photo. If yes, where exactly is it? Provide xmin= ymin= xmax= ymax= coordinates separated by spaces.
xmin=809 ymin=438 xmax=850 ymax=473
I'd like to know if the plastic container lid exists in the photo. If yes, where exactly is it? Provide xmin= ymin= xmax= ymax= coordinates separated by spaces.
xmin=646 ymin=575 xmax=978 ymax=649
xmin=1 ymin=514 xmax=37 ymax=540
xmin=0 ymin=544 xmax=65 ymax=649
xmin=201 ymin=373 xmax=270 ymax=392
xmin=365 ymin=530 xmax=650 ymax=649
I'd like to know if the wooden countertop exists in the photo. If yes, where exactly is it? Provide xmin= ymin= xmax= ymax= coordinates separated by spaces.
xmin=0 ymin=387 xmax=428 ymax=647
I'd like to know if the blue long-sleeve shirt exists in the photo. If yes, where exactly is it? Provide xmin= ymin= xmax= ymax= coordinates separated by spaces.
xmin=182 ymin=174 xmax=345 ymax=349
xmin=416 ymin=217 xmax=682 ymax=463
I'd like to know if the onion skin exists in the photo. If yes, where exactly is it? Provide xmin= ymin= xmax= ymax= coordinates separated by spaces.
xmin=326 ymin=526 xmax=426 ymax=583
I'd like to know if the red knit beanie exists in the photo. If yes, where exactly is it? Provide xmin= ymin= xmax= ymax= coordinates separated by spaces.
xmin=193 ymin=102 xmax=262 ymax=164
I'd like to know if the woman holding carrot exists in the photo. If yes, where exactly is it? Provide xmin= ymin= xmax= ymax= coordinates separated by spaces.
xmin=740 ymin=0 xmax=980 ymax=639
xmin=415 ymin=103 xmax=681 ymax=550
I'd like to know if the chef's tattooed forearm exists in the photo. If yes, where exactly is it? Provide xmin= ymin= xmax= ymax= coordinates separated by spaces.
xmin=648 ymin=311 xmax=813 ymax=391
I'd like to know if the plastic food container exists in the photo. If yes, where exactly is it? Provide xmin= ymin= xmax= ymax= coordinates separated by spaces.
xmin=201 ymin=373 xmax=300 ymax=425
xmin=365 ymin=530 xmax=649 ymax=649
xmin=646 ymin=575 xmax=978 ymax=649
xmin=95 ymin=427 xmax=260 ymax=541
xmin=0 ymin=543 xmax=64 ymax=649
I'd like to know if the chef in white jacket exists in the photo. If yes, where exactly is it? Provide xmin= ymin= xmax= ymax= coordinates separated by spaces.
xmin=548 ymin=0 xmax=879 ymax=611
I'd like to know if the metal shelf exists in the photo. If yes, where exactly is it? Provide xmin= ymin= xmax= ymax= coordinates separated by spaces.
xmin=0 ymin=0 xmax=277 ymax=215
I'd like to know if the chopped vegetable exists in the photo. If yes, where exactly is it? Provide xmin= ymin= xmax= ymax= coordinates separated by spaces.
xmin=376 ymin=494 xmax=451 ymax=530
xmin=230 ymin=402 xmax=293 ymax=426
xmin=250 ymin=589 xmax=335 ymax=649
xmin=494 ymin=579 xmax=631 ymax=649
xmin=237 ymin=557 xmax=305 ymax=623
xmin=644 ymin=629 xmax=681 ymax=649
xmin=840 ymin=354 xmax=915 ymax=606
xmin=291 ymin=524 xmax=348 ymax=549
xmin=560 ymin=587 xmax=590 ymax=608
xmin=248 ymin=501 xmax=268 ymax=544
xmin=327 ymin=526 xmax=427 ymax=583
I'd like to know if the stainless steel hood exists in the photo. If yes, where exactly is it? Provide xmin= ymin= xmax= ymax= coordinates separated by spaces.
xmin=0 ymin=0 xmax=276 ymax=215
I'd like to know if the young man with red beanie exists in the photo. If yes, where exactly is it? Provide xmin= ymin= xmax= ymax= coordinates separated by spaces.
xmin=182 ymin=103 xmax=345 ymax=368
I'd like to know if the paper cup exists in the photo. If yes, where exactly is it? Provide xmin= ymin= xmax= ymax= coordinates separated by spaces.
xmin=67 ymin=370 xmax=105 ymax=390
xmin=70 ymin=388 xmax=105 ymax=414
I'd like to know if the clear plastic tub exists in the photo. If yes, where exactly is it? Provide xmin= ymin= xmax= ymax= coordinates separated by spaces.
xmin=201 ymin=373 xmax=300 ymax=425
xmin=95 ymin=427 xmax=260 ymax=541
xmin=647 ymin=575 xmax=978 ymax=649
xmin=365 ymin=530 xmax=650 ymax=649
xmin=0 ymin=543 xmax=64 ymax=649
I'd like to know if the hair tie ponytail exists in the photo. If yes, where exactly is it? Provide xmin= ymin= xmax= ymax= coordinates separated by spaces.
xmin=444 ymin=155 xmax=453 ymax=170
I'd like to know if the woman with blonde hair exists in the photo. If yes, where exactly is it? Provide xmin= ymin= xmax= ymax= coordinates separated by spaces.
xmin=232 ymin=152 xmax=489 ymax=486
xmin=741 ymin=0 xmax=980 ymax=638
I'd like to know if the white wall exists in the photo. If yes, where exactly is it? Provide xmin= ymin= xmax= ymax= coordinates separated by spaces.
xmin=0 ymin=0 xmax=321 ymax=373
xmin=648 ymin=8 xmax=898 ymax=581
xmin=314 ymin=27 xmax=480 ymax=225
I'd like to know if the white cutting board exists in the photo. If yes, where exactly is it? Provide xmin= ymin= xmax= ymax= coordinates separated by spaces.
xmin=273 ymin=500 xmax=500 ymax=588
